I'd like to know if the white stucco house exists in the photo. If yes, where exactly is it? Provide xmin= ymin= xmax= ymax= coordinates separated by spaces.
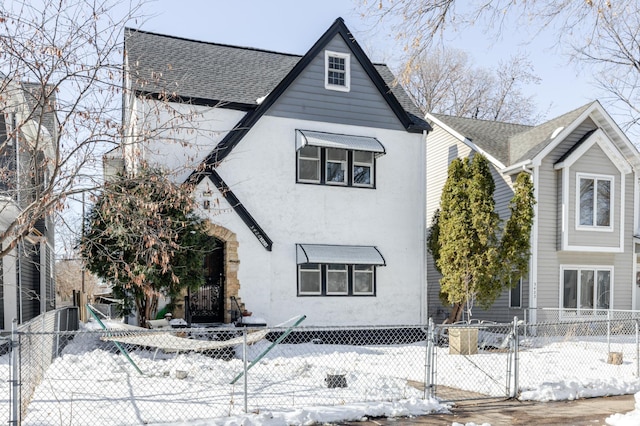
xmin=119 ymin=18 xmax=431 ymax=326
xmin=426 ymin=102 xmax=640 ymax=323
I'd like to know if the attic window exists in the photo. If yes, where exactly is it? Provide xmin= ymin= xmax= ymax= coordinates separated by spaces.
xmin=325 ymin=51 xmax=350 ymax=92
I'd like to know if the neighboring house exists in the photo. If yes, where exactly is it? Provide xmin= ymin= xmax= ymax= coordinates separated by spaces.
xmin=0 ymin=78 xmax=57 ymax=330
xmin=119 ymin=18 xmax=431 ymax=326
xmin=426 ymin=101 xmax=640 ymax=323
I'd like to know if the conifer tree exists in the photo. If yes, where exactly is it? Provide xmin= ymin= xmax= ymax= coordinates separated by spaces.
xmin=430 ymin=154 xmax=534 ymax=322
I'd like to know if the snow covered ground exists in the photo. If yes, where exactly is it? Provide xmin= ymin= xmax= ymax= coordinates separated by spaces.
xmin=2 ymin=320 xmax=640 ymax=425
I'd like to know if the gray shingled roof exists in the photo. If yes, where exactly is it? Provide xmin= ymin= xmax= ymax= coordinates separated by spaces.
xmin=431 ymin=102 xmax=597 ymax=166
xmin=125 ymin=28 xmax=300 ymax=106
xmin=508 ymin=103 xmax=594 ymax=163
xmin=430 ymin=114 xmax=531 ymax=165
xmin=124 ymin=28 xmax=427 ymax=127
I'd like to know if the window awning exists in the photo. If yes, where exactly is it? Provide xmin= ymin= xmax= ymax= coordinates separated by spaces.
xmin=296 ymin=130 xmax=385 ymax=154
xmin=296 ymin=244 xmax=386 ymax=266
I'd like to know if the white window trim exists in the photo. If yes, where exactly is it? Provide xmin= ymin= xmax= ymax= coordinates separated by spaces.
xmin=352 ymin=151 xmax=374 ymax=188
xmin=559 ymin=265 xmax=614 ymax=318
xmin=324 ymin=50 xmax=350 ymax=92
xmin=325 ymin=149 xmax=348 ymax=186
xmin=297 ymin=146 xmax=321 ymax=184
xmin=298 ymin=264 xmax=322 ymax=295
xmin=575 ymin=172 xmax=614 ymax=232
xmin=353 ymin=266 xmax=375 ymax=295
xmin=326 ymin=264 xmax=349 ymax=295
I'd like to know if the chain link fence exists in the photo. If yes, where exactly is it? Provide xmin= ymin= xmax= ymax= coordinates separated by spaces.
xmin=4 ymin=308 xmax=640 ymax=424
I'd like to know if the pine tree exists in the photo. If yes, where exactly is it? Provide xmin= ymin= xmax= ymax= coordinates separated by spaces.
xmin=429 ymin=154 xmax=534 ymax=323
xmin=499 ymin=172 xmax=536 ymax=287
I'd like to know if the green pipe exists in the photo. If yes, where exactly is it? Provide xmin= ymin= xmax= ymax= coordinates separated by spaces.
xmin=230 ymin=315 xmax=306 ymax=384
xmin=86 ymin=305 xmax=143 ymax=375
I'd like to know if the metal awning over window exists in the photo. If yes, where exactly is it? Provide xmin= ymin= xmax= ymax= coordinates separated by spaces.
xmin=296 ymin=244 xmax=386 ymax=266
xmin=296 ymin=130 xmax=385 ymax=154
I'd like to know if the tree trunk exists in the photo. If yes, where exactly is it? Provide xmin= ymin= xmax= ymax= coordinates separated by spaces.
xmin=444 ymin=303 xmax=464 ymax=324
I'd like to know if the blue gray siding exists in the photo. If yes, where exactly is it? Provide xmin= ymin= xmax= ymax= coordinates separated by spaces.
xmin=267 ymin=36 xmax=404 ymax=131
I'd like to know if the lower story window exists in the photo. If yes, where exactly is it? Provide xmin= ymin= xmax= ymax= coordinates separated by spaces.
xmin=298 ymin=263 xmax=377 ymax=296
xmin=562 ymin=266 xmax=612 ymax=310
xmin=509 ymin=277 xmax=522 ymax=308
xmin=299 ymin=263 xmax=321 ymax=294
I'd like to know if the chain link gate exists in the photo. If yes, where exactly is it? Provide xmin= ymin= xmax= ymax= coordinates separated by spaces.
xmin=426 ymin=318 xmax=519 ymax=402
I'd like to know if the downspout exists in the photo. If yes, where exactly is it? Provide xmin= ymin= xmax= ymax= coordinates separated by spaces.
xmin=13 ymin=112 xmax=23 ymax=324
xmin=529 ymin=164 xmax=540 ymax=324
xmin=421 ymin=129 xmax=428 ymax=323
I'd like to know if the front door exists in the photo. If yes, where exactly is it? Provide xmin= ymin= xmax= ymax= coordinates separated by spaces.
xmin=190 ymin=240 xmax=225 ymax=323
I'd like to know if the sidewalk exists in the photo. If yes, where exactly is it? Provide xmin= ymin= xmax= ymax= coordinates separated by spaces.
xmin=348 ymin=394 xmax=635 ymax=425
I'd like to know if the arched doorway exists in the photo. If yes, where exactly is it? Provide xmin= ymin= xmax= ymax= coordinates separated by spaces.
xmin=189 ymin=238 xmax=225 ymax=323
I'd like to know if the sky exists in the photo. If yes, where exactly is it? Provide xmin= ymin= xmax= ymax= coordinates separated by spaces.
xmin=129 ymin=0 xmax=600 ymax=125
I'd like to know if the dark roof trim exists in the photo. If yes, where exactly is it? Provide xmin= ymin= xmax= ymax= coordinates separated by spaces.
xmin=205 ymin=171 xmax=273 ymax=251
xmin=134 ymin=90 xmax=257 ymax=112
xmin=193 ymin=17 xmax=427 ymax=172
xmin=554 ymin=128 xmax=598 ymax=165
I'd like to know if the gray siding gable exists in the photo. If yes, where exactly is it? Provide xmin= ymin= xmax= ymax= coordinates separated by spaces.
xmin=268 ymin=35 xmax=404 ymax=131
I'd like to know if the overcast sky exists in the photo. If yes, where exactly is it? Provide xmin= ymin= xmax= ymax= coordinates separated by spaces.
xmin=130 ymin=0 xmax=601 ymax=125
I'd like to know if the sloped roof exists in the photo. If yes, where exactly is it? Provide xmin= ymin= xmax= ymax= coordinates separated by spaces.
xmin=430 ymin=102 xmax=601 ymax=167
xmin=124 ymin=24 xmax=427 ymax=128
xmin=429 ymin=114 xmax=531 ymax=165
xmin=508 ymin=103 xmax=593 ymax=164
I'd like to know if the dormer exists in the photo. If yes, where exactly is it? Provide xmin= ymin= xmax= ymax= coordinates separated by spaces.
xmin=555 ymin=128 xmax=632 ymax=252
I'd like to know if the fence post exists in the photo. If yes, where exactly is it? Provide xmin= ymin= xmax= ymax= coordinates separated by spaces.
xmin=511 ymin=316 xmax=519 ymax=398
xmin=636 ymin=318 xmax=640 ymax=377
xmin=243 ymin=329 xmax=248 ymax=413
xmin=607 ymin=310 xmax=611 ymax=355
xmin=425 ymin=318 xmax=434 ymax=399
xmin=10 ymin=318 xmax=19 ymax=425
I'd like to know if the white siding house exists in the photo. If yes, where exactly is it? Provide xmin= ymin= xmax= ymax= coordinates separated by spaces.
xmin=120 ymin=18 xmax=431 ymax=326
xmin=426 ymin=102 xmax=640 ymax=323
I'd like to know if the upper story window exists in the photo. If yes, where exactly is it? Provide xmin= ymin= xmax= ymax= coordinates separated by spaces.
xmin=325 ymin=51 xmax=350 ymax=92
xmin=296 ymin=130 xmax=384 ymax=188
xmin=577 ymin=173 xmax=613 ymax=230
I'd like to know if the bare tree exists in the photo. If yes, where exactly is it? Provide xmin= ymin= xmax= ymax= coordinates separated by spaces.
xmin=363 ymin=0 xmax=640 ymax=135
xmin=0 ymin=0 xmax=145 ymax=260
xmin=55 ymin=258 xmax=101 ymax=304
xmin=405 ymin=47 xmax=541 ymax=124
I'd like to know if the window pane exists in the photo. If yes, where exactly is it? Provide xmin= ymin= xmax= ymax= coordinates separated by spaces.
xmin=299 ymin=145 xmax=319 ymax=159
xmin=579 ymin=178 xmax=594 ymax=226
xmin=353 ymin=165 xmax=371 ymax=185
xmin=580 ymin=270 xmax=594 ymax=309
xmin=299 ymin=158 xmax=319 ymax=181
xmin=328 ymin=71 xmax=345 ymax=86
xmin=563 ymin=270 xmax=577 ymax=309
xmin=328 ymin=56 xmax=345 ymax=71
xmin=354 ymin=265 xmax=373 ymax=294
xmin=597 ymin=270 xmax=611 ymax=309
xmin=596 ymin=180 xmax=611 ymax=226
xmin=510 ymin=278 xmax=521 ymax=308
xmin=354 ymin=151 xmax=373 ymax=163
xmin=326 ymin=162 xmax=345 ymax=183
xmin=326 ymin=148 xmax=347 ymax=161
xmin=327 ymin=264 xmax=347 ymax=294
xmin=299 ymin=264 xmax=321 ymax=294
